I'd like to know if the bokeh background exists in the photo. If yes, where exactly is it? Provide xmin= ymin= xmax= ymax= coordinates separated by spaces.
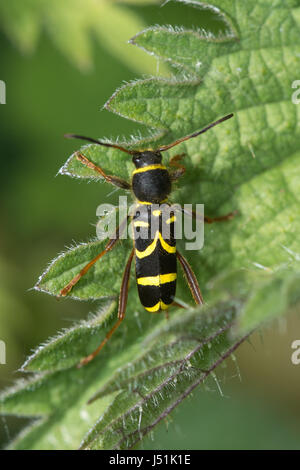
xmin=0 ymin=1 xmax=299 ymax=449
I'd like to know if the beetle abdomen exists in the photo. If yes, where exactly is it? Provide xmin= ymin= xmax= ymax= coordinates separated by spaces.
xmin=133 ymin=204 xmax=177 ymax=312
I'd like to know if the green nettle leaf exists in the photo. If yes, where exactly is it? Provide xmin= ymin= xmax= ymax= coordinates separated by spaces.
xmin=1 ymin=0 xmax=300 ymax=450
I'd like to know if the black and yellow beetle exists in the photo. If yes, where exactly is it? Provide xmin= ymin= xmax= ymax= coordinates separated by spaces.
xmin=61 ymin=113 xmax=234 ymax=367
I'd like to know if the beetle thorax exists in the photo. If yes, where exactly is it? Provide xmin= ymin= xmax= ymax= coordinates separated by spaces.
xmin=131 ymin=151 xmax=171 ymax=203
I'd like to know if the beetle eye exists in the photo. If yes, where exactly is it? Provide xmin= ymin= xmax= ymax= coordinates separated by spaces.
xmin=132 ymin=154 xmax=141 ymax=165
xmin=154 ymin=152 xmax=162 ymax=162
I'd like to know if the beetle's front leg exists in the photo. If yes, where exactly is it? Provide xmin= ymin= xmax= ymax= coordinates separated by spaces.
xmin=76 ymin=152 xmax=131 ymax=190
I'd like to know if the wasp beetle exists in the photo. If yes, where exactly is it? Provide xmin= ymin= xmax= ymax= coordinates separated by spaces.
xmin=61 ymin=113 xmax=234 ymax=367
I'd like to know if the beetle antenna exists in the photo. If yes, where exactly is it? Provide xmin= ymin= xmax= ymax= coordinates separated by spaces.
xmin=64 ymin=133 xmax=136 ymax=155
xmin=157 ymin=113 xmax=234 ymax=152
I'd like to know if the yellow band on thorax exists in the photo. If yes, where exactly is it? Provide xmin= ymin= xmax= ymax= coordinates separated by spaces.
xmin=136 ymin=198 xmax=168 ymax=205
xmin=132 ymin=164 xmax=167 ymax=175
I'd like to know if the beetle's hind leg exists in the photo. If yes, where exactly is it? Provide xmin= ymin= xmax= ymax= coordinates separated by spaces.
xmin=60 ymin=217 xmax=128 ymax=297
xmin=77 ymin=248 xmax=134 ymax=368
xmin=182 ymin=206 xmax=238 ymax=224
xmin=203 ymin=212 xmax=237 ymax=223
xmin=177 ymin=250 xmax=204 ymax=305
xmin=169 ymin=153 xmax=186 ymax=181
xmin=76 ymin=152 xmax=131 ymax=190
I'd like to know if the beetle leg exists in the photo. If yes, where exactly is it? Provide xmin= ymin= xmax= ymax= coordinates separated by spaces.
xmin=169 ymin=153 xmax=186 ymax=181
xmin=59 ymin=217 xmax=128 ymax=297
xmin=177 ymin=250 xmax=204 ymax=305
xmin=203 ymin=212 xmax=237 ymax=223
xmin=172 ymin=301 xmax=186 ymax=309
xmin=181 ymin=206 xmax=238 ymax=224
xmin=76 ymin=152 xmax=131 ymax=190
xmin=77 ymin=248 xmax=134 ymax=367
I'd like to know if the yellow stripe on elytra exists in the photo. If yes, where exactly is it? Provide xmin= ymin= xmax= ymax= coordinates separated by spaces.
xmin=145 ymin=302 xmax=160 ymax=312
xmin=166 ymin=215 xmax=176 ymax=224
xmin=145 ymin=300 xmax=170 ymax=312
xmin=160 ymin=273 xmax=177 ymax=284
xmin=133 ymin=164 xmax=166 ymax=175
xmin=152 ymin=210 xmax=161 ymax=216
xmin=161 ymin=300 xmax=170 ymax=310
xmin=135 ymin=233 xmax=158 ymax=259
xmin=138 ymin=276 xmax=160 ymax=286
xmin=135 ymin=231 xmax=176 ymax=259
xmin=137 ymin=273 xmax=177 ymax=286
xmin=158 ymin=232 xmax=176 ymax=254
xmin=133 ymin=221 xmax=149 ymax=228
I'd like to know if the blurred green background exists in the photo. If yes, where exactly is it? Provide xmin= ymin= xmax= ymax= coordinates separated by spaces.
xmin=0 ymin=0 xmax=299 ymax=450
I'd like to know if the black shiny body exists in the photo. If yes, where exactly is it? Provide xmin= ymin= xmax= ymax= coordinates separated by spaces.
xmin=133 ymin=203 xmax=177 ymax=312
xmin=131 ymin=151 xmax=177 ymax=311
